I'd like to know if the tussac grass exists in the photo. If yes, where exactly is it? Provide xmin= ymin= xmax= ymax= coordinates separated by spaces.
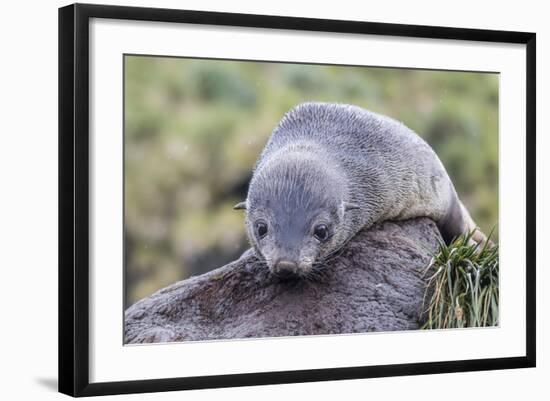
xmin=421 ymin=230 xmax=499 ymax=329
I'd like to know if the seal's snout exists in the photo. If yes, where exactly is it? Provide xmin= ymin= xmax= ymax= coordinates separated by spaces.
xmin=273 ymin=260 xmax=299 ymax=279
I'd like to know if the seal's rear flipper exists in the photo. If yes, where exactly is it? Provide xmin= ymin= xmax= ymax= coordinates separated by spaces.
xmin=437 ymin=192 xmax=466 ymax=244
xmin=437 ymin=192 xmax=493 ymax=247
xmin=459 ymin=201 xmax=495 ymax=248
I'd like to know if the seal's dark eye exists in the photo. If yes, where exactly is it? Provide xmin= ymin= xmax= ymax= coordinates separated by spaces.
xmin=255 ymin=221 xmax=268 ymax=239
xmin=313 ymin=224 xmax=329 ymax=241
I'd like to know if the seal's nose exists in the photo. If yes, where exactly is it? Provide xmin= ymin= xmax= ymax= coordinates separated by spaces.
xmin=273 ymin=260 xmax=298 ymax=278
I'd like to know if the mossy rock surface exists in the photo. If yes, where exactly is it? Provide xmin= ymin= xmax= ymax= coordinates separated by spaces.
xmin=124 ymin=218 xmax=440 ymax=343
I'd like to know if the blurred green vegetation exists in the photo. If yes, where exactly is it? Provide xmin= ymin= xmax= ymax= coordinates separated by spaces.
xmin=124 ymin=55 xmax=499 ymax=308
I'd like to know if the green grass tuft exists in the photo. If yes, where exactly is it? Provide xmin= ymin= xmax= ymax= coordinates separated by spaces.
xmin=421 ymin=229 xmax=499 ymax=329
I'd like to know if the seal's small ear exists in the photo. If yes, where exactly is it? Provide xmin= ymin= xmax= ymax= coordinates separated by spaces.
xmin=233 ymin=201 xmax=247 ymax=210
xmin=343 ymin=202 xmax=360 ymax=212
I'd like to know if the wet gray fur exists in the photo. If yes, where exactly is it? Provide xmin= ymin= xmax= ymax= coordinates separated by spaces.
xmin=241 ymin=103 xmax=478 ymax=275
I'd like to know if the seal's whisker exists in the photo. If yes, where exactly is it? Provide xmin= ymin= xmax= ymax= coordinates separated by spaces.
xmin=320 ymin=244 xmax=348 ymax=264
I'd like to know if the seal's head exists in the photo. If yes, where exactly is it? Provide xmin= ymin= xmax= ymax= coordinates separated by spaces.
xmin=235 ymin=150 xmax=358 ymax=279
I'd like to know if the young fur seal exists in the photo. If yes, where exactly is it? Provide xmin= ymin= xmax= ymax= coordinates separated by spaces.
xmin=234 ymin=102 xmax=487 ymax=278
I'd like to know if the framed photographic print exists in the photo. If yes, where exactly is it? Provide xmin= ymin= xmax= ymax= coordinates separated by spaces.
xmin=58 ymin=3 xmax=536 ymax=397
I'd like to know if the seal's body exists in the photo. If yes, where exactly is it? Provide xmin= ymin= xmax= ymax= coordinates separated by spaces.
xmin=236 ymin=103 xmax=484 ymax=278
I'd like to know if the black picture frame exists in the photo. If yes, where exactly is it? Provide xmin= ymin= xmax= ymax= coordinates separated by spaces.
xmin=58 ymin=3 xmax=536 ymax=397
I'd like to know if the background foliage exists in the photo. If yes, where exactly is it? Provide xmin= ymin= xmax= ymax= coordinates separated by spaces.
xmin=124 ymin=56 xmax=499 ymax=308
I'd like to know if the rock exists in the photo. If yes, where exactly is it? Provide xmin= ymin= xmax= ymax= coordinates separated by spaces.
xmin=124 ymin=218 xmax=440 ymax=343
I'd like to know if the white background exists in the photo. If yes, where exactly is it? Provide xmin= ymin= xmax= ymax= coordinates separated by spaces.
xmin=0 ymin=0 xmax=547 ymax=399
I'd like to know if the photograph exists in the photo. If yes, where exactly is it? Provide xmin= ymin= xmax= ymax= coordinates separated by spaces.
xmin=0 ymin=0 xmax=543 ymax=398
xmin=54 ymin=2 xmax=536 ymax=397
xmin=123 ymin=55 xmax=500 ymax=344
